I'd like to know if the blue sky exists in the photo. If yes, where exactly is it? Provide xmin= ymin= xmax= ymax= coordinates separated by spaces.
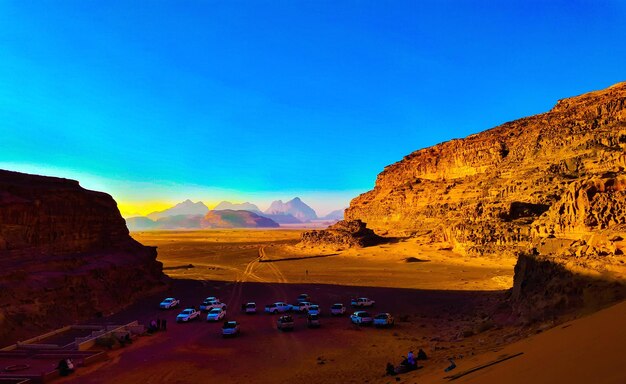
xmin=1 ymin=1 xmax=625 ymax=216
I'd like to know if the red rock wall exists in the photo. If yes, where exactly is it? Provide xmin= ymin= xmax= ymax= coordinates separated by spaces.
xmin=0 ymin=170 xmax=165 ymax=345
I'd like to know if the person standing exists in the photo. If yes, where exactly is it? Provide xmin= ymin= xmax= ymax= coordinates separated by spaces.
xmin=408 ymin=351 xmax=415 ymax=366
xmin=161 ymin=318 xmax=167 ymax=331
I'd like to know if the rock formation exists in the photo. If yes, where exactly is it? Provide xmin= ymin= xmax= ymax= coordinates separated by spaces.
xmin=343 ymin=83 xmax=626 ymax=317
xmin=265 ymin=197 xmax=318 ymax=222
xmin=0 ymin=170 xmax=165 ymax=345
xmin=299 ymin=220 xmax=384 ymax=249
xmin=146 ymin=199 xmax=209 ymax=221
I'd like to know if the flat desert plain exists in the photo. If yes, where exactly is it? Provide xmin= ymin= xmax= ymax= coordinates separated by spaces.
xmin=58 ymin=230 xmax=625 ymax=384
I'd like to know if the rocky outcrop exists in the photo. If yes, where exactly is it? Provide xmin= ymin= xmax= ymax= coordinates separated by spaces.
xmin=346 ymin=83 xmax=626 ymax=255
xmin=0 ymin=170 xmax=165 ymax=345
xmin=299 ymin=220 xmax=384 ymax=249
xmin=343 ymin=83 xmax=626 ymax=316
xmin=511 ymin=251 xmax=626 ymax=322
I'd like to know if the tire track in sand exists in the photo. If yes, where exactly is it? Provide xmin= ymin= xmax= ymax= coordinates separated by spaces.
xmin=257 ymin=246 xmax=309 ymax=362
xmin=258 ymin=246 xmax=288 ymax=284
xmin=226 ymin=256 xmax=264 ymax=310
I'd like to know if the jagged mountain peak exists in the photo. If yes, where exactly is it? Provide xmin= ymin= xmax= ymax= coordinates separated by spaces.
xmin=264 ymin=197 xmax=318 ymax=222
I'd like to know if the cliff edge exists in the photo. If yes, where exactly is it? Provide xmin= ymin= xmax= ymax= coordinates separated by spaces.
xmin=344 ymin=83 xmax=626 ymax=318
xmin=0 ymin=170 xmax=165 ymax=345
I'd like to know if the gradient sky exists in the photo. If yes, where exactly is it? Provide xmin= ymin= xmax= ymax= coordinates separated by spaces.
xmin=1 ymin=1 xmax=625 ymax=216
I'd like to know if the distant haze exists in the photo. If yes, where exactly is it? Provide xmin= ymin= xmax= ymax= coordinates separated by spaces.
xmin=146 ymin=199 xmax=208 ymax=221
xmin=214 ymin=201 xmax=262 ymax=213
xmin=264 ymin=197 xmax=318 ymax=222
xmin=125 ymin=197 xmax=336 ymax=229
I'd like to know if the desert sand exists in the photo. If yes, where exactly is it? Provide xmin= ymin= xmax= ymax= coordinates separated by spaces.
xmin=412 ymin=300 xmax=626 ymax=384
xmin=54 ymin=230 xmax=624 ymax=384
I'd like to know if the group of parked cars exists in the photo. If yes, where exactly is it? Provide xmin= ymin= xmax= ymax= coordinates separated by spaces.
xmin=158 ymin=293 xmax=394 ymax=337
xmin=265 ymin=295 xmax=394 ymax=329
xmin=159 ymin=296 xmax=227 ymax=324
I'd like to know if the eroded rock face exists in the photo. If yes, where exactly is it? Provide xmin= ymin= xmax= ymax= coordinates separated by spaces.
xmin=0 ymin=170 xmax=165 ymax=345
xmin=346 ymin=83 xmax=626 ymax=254
xmin=344 ymin=83 xmax=626 ymax=317
xmin=299 ymin=220 xmax=384 ymax=249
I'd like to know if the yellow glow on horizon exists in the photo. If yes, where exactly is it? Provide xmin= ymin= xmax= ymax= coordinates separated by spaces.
xmin=117 ymin=200 xmax=229 ymax=217
xmin=117 ymin=201 xmax=175 ymax=217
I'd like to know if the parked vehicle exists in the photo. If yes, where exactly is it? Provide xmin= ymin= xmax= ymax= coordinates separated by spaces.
xmin=199 ymin=297 xmax=218 ymax=311
xmin=160 ymin=297 xmax=180 ymax=309
xmin=207 ymin=307 xmax=226 ymax=322
xmin=350 ymin=311 xmax=373 ymax=325
xmin=296 ymin=293 xmax=311 ymax=303
xmin=308 ymin=304 xmax=321 ymax=316
xmin=277 ymin=315 xmax=295 ymax=331
xmin=291 ymin=301 xmax=312 ymax=313
xmin=242 ymin=302 xmax=256 ymax=314
xmin=373 ymin=313 xmax=395 ymax=327
xmin=307 ymin=313 xmax=321 ymax=328
xmin=330 ymin=303 xmax=346 ymax=316
xmin=202 ymin=299 xmax=227 ymax=312
xmin=351 ymin=297 xmax=375 ymax=307
xmin=265 ymin=302 xmax=291 ymax=314
xmin=176 ymin=308 xmax=200 ymax=322
xmin=222 ymin=321 xmax=240 ymax=337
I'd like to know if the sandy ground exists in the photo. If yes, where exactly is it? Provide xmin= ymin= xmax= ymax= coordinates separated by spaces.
xmin=51 ymin=230 xmax=623 ymax=384
xmin=409 ymin=300 xmax=626 ymax=384
xmin=134 ymin=229 xmax=515 ymax=291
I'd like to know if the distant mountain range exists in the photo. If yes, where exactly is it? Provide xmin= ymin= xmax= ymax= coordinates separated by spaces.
xmin=146 ymin=199 xmax=208 ymax=220
xmin=203 ymin=210 xmax=279 ymax=228
xmin=211 ymin=200 xmax=303 ymax=223
xmin=260 ymin=213 xmax=302 ymax=224
xmin=213 ymin=201 xmax=262 ymax=213
xmin=126 ymin=210 xmax=279 ymax=231
xmin=264 ymin=197 xmax=317 ymax=222
xmin=126 ymin=197 xmax=341 ymax=230
xmin=320 ymin=209 xmax=345 ymax=221
xmin=125 ymin=216 xmax=159 ymax=230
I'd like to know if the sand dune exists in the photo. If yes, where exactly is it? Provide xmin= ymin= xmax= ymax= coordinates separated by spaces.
xmin=411 ymin=300 xmax=626 ymax=384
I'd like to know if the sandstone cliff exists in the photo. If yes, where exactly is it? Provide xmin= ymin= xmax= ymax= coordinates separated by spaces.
xmin=344 ymin=83 xmax=626 ymax=317
xmin=347 ymin=83 xmax=626 ymax=255
xmin=0 ymin=170 xmax=165 ymax=345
